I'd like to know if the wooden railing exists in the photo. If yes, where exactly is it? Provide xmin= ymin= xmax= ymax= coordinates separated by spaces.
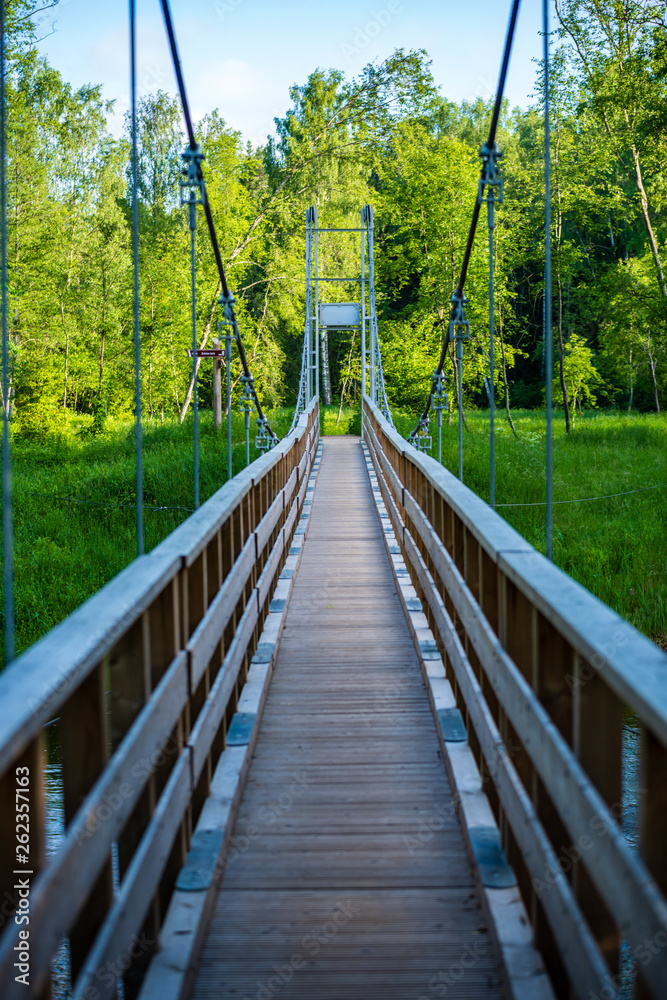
xmin=363 ymin=397 xmax=667 ymax=1000
xmin=0 ymin=399 xmax=319 ymax=1000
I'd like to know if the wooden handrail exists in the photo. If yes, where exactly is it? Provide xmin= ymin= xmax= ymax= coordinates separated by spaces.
xmin=0 ymin=399 xmax=319 ymax=1000
xmin=363 ymin=396 xmax=667 ymax=1000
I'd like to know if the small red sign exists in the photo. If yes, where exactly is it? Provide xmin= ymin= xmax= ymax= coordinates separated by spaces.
xmin=186 ymin=349 xmax=225 ymax=358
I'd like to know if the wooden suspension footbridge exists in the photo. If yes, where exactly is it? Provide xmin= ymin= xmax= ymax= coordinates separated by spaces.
xmin=1 ymin=2 xmax=667 ymax=995
xmin=1 ymin=398 xmax=667 ymax=1000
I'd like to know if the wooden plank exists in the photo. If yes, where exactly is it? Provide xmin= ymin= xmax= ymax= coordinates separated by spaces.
xmin=188 ymin=436 xmax=506 ymax=1000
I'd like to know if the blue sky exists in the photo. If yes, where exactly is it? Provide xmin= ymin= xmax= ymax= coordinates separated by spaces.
xmin=36 ymin=0 xmax=555 ymax=145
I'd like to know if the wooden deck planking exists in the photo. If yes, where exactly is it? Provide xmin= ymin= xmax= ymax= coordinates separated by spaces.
xmin=190 ymin=436 xmax=504 ymax=1000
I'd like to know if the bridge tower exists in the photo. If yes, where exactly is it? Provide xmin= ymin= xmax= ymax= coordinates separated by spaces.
xmin=302 ymin=204 xmax=383 ymax=409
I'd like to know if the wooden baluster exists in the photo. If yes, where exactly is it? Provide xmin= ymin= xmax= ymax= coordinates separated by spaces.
xmin=499 ymin=574 xmax=558 ymax=983
xmin=572 ymin=655 xmax=623 ymax=979
xmin=107 ymin=614 xmax=155 ymax=999
xmin=637 ymin=723 xmax=667 ymax=998
xmin=222 ymin=515 xmax=235 ymax=662
xmin=478 ymin=545 xmax=500 ymax=769
xmin=60 ymin=665 xmax=112 ymax=985
xmin=207 ymin=531 xmax=222 ymax=609
xmin=188 ymin=550 xmax=207 ymax=640
xmin=149 ymin=579 xmax=180 ymax=690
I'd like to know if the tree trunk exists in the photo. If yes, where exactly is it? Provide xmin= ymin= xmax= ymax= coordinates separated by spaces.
xmin=149 ymin=280 xmax=154 ymax=420
xmin=451 ymin=353 xmax=470 ymax=432
xmin=99 ymin=264 xmax=106 ymax=394
xmin=336 ymin=334 xmax=355 ymax=426
xmin=321 ymin=328 xmax=332 ymax=406
xmin=170 ymin=332 xmax=181 ymax=411
xmin=632 ymin=146 xmax=667 ymax=303
xmin=495 ymin=254 xmax=517 ymax=437
xmin=647 ymin=330 xmax=660 ymax=414
xmin=62 ymin=298 xmax=69 ymax=410
xmin=557 ymin=278 xmax=571 ymax=433
xmin=628 ymin=349 xmax=633 ymax=412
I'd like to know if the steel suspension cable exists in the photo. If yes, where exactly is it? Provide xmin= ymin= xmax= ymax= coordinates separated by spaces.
xmin=1 ymin=0 xmax=14 ymax=665
xmin=159 ymin=0 xmax=276 ymax=443
xmin=409 ymin=0 xmax=521 ymax=440
xmin=130 ymin=0 xmax=144 ymax=554
xmin=189 ymin=191 xmax=200 ymax=508
xmin=544 ymin=0 xmax=554 ymax=560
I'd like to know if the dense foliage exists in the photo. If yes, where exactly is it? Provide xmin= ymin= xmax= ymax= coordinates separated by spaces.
xmin=2 ymin=0 xmax=667 ymax=435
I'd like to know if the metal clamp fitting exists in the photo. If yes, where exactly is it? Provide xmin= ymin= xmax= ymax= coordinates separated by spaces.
xmin=180 ymin=143 xmax=205 ymax=206
xmin=448 ymin=292 xmax=470 ymax=345
xmin=219 ymin=289 xmax=236 ymax=324
xmin=478 ymin=142 xmax=504 ymax=205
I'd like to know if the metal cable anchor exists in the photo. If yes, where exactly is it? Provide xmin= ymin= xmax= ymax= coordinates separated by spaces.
xmin=448 ymin=291 xmax=470 ymax=346
xmin=180 ymin=143 xmax=205 ymax=207
xmin=255 ymin=415 xmax=274 ymax=454
xmin=219 ymin=288 xmax=235 ymax=325
xmin=478 ymin=142 xmax=504 ymax=205
xmin=432 ymin=370 xmax=448 ymax=464
xmin=239 ymin=375 xmax=255 ymax=466
xmin=409 ymin=414 xmax=431 ymax=453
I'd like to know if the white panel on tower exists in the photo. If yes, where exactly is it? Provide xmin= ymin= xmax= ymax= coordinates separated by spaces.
xmin=319 ymin=302 xmax=361 ymax=327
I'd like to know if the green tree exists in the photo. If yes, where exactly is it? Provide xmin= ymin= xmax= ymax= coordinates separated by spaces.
xmin=553 ymin=332 xmax=605 ymax=424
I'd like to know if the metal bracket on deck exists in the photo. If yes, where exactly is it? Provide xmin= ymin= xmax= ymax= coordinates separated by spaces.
xmin=175 ymin=829 xmax=224 ymax=891
xmin=437 ymin=707 xmax=467 ymax=742
xmin=226 ymin=712 xmax=256 ymax=746
xmin=419 ymin=639 xmax=441 ymax=661
xmin=469 ymin=826 xmax=516 ymax=889
xmin=252 ymin=642 xmax=275 ymax=664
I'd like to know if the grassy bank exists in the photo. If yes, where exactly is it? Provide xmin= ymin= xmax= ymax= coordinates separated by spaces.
xmin=390 ymin=407 xmax=667 ymax=645
xmin=2 ymin=407 xmax=295 ymax=664
xmin=2 ymin=404 xmax=665 ymax=665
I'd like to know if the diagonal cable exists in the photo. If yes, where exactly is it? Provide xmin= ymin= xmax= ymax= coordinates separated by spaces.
xmin=158 ymin=0 xmax=276 ymax=441
xmin=409 ymin=0 xmax=521 ymax=440
xmin=1 ymin=1 xmax=14 ymax=665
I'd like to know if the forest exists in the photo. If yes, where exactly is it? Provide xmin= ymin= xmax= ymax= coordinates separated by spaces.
xmin=1 ymin=0 xmax=666 ymax=437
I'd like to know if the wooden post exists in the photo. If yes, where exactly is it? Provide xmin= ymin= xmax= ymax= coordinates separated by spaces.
xmin=60 ymin=665 xmax=113 ymax=983
xmin=573 ymin=657 xmax=623 ymax=977
xmin=212 ymin=337 xmax=222 ymax=430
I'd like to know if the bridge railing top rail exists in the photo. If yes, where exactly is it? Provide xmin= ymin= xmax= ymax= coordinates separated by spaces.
xmin=363 ymin=396 xmax=667 ymax=745
xmin=0 ymin=398 xmax=318 ymax=774
xmin=364 ymin=395 xmax=667 ymax=999
xmin=0 ymin=397 xmax=319 ymax=1000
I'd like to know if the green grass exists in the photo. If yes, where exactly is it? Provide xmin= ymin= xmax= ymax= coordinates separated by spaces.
xmin=2 ymin=404 xmax=665 ymax=666
xmin=2 ymin=407 xmax=295 ymax=665
xmin=391 ymin=407 xmax=667 ymax=644
xmin=320 ymin=404 xmax=361 ymax=436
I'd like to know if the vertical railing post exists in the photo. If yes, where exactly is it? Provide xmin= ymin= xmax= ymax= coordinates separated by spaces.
xmin=361 ymin=207 xmax=366 ymax=430
xmin=60 ymin=666 xmax=113 ymax=981
xmin=226 ymin=328 xmax=232 ymax=480
xmin=313 ymin=207 xmax=320 ymax=402
xmin=1 ymin=0 xmax=14 ymax=666
xmin=544 ymin=0 xmax=554 ymax=559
